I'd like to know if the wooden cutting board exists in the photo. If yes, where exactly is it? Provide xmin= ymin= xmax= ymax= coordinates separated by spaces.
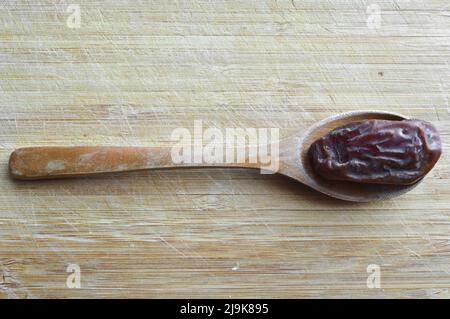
xmin=0 ymin=0 xmax=449 ymax=298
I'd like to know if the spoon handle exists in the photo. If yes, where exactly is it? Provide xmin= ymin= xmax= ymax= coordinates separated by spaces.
xmin=8 ymin=146 xmax=261 ymax=180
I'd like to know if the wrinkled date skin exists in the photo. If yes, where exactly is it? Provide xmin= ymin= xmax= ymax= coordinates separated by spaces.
xmin=309 ymin=119 xmax=442 ymax=185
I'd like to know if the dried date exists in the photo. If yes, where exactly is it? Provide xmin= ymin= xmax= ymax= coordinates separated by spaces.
xmin=309 ymin=119 xmax=441 ymax=185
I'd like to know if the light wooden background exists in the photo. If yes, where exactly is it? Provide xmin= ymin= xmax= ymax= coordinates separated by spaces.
xmin=0 ymin=0 xmax=449 ymax=298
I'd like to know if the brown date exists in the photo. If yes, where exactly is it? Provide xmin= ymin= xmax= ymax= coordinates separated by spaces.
xmin=309 ymin=119 xmax=441 ymax=185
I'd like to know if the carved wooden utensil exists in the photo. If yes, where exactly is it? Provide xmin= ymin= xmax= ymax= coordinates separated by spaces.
xmin=9 ymin=111 xmax=429 ymax=202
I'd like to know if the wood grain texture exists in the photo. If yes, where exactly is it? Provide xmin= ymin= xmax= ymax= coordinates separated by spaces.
xmin=0 ymin=0 xmax=449 ymax=298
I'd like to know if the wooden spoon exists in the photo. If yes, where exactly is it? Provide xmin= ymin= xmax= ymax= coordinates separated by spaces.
xmin=9 ymin=110 xmax=420 ymax=202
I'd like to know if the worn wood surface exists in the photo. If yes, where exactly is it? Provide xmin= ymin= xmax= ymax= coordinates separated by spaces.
xmin=0 ymin=0 xmax=449 ymax=298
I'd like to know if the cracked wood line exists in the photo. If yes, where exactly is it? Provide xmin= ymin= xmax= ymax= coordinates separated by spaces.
xmin=0 ymin=0 xmax=449 ymax=298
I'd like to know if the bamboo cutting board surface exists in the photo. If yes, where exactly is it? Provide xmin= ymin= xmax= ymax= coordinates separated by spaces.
xmin=0 ymin=0 xmax=449 ymax=298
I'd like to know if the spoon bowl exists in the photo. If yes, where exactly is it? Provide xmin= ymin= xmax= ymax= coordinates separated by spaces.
xmin=9 ymin=110 xmax=425 ymax=202
xmin=278 ymin=110 xmax=420 ymax=202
